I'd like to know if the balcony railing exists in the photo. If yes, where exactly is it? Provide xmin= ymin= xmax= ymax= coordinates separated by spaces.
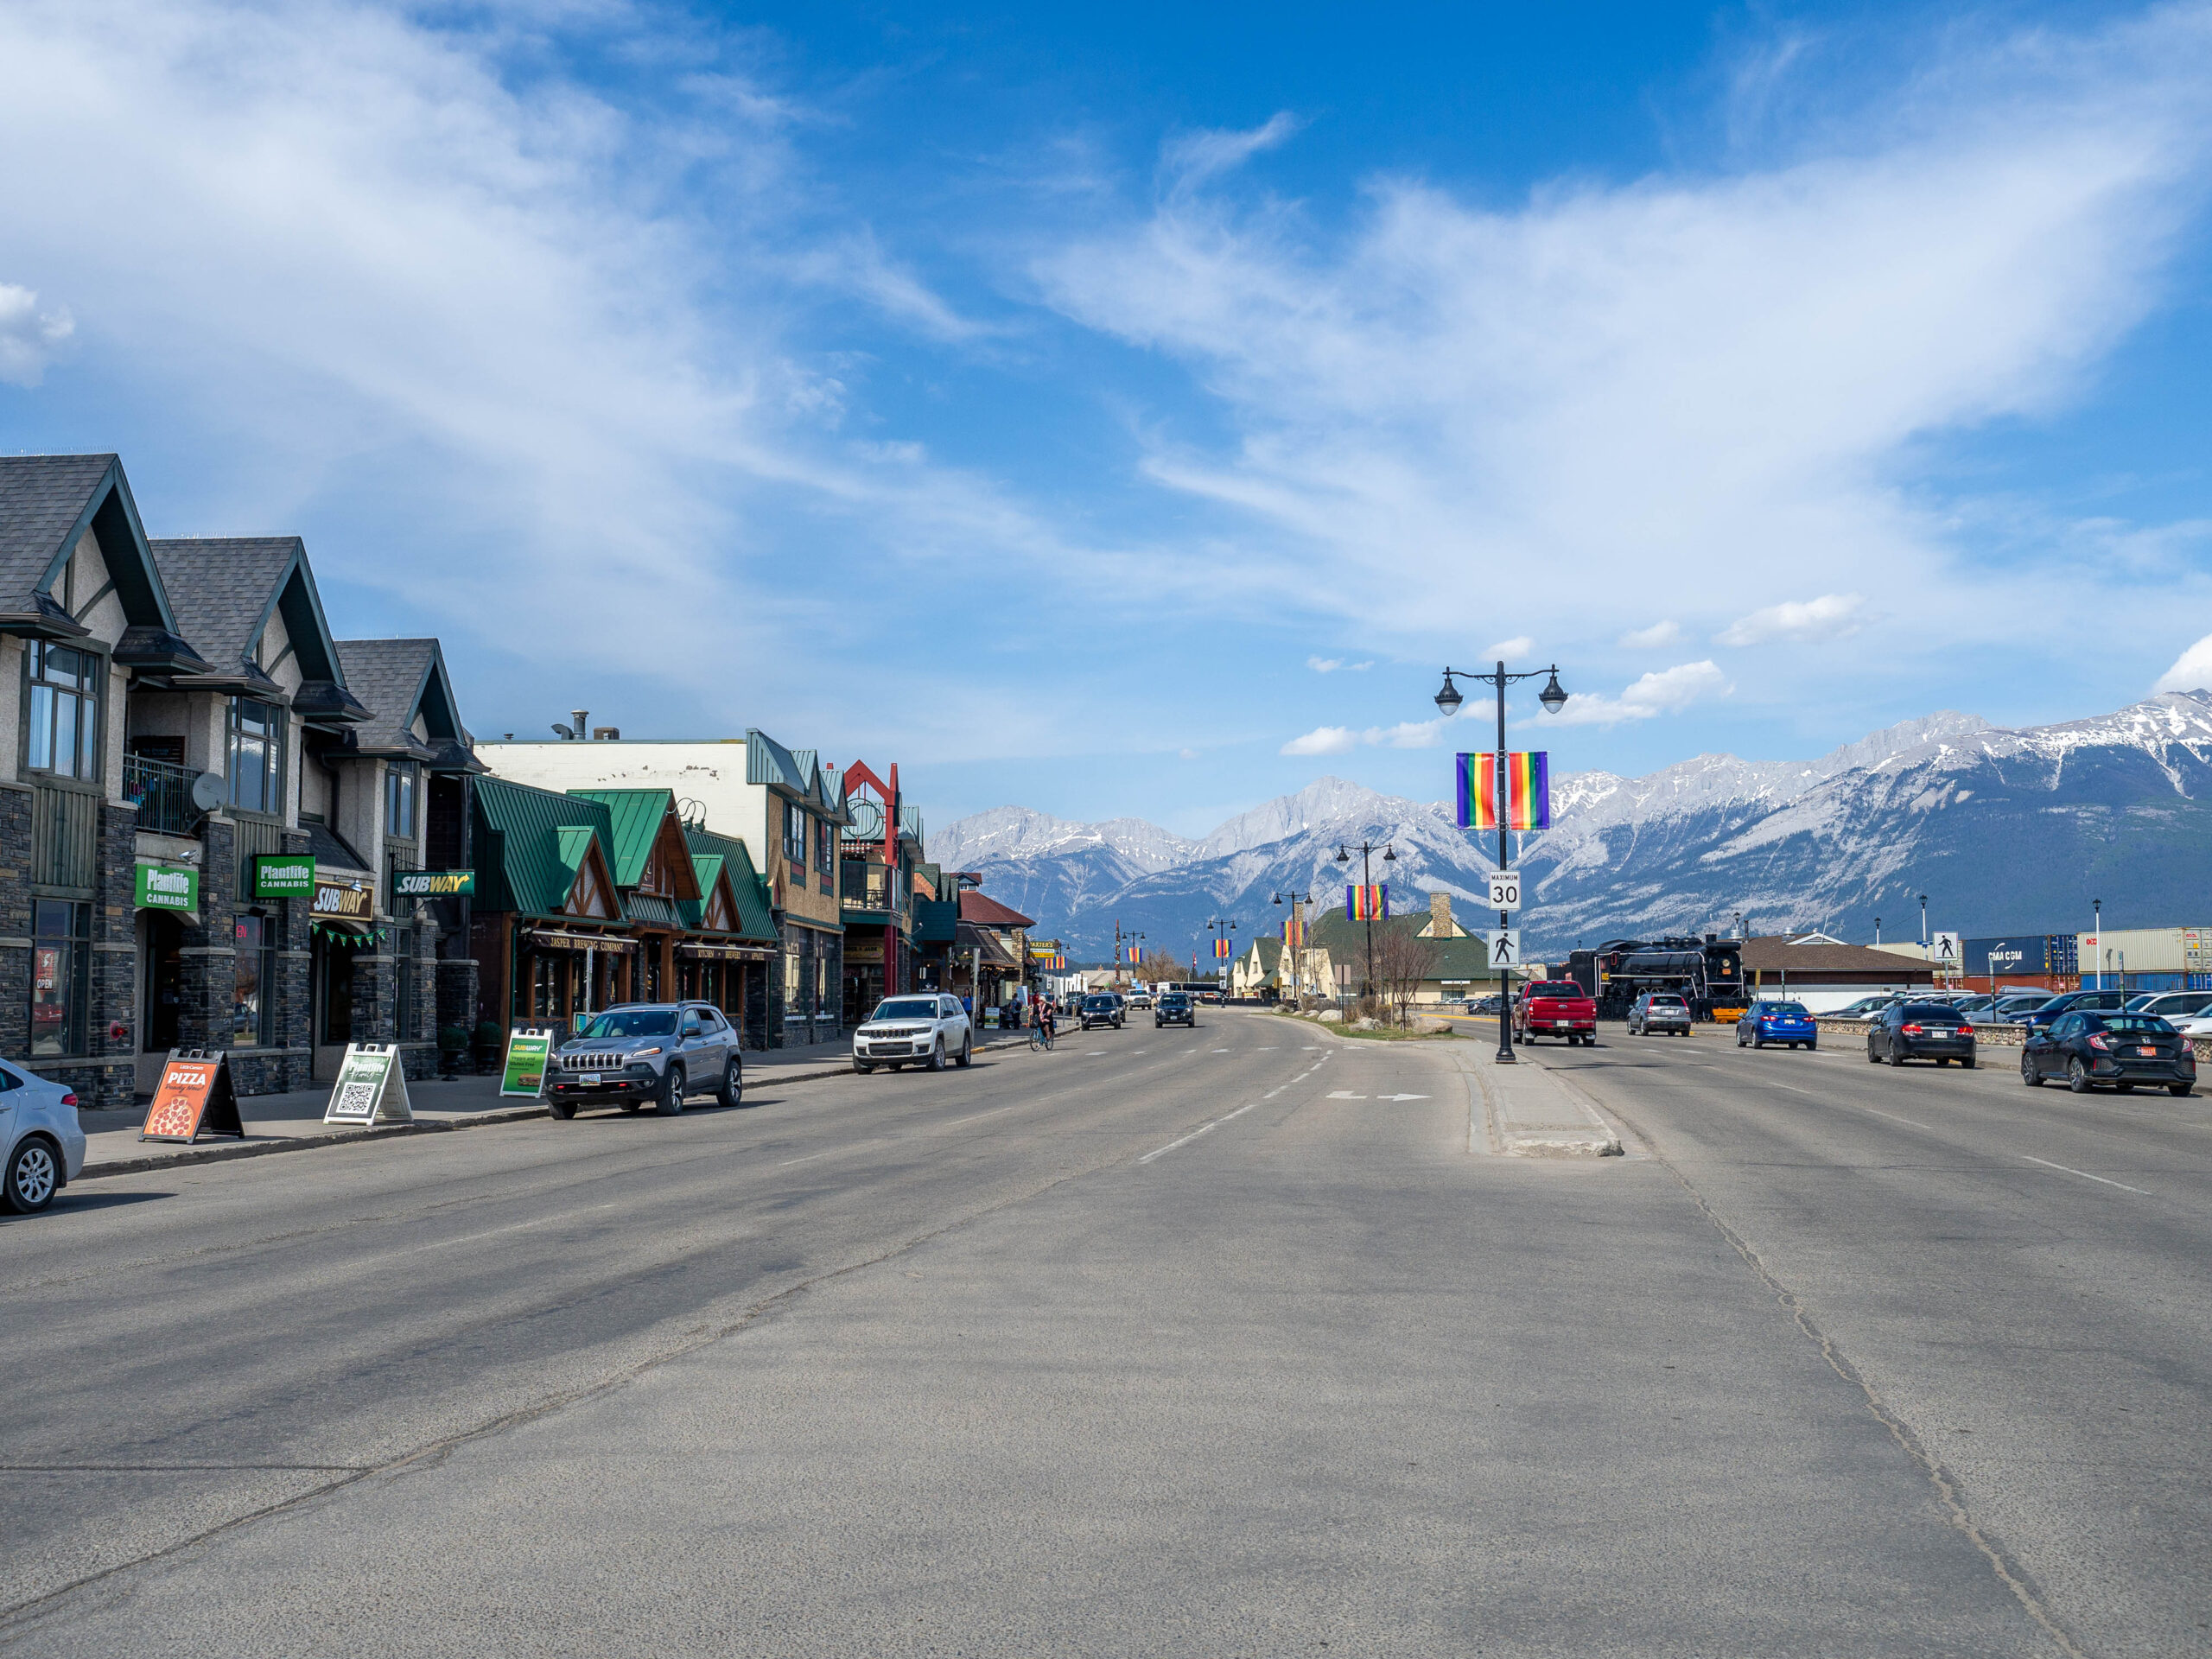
xmin=124 ymin=754 xmax=204 ymax=836
xmin=841 ymin=862 xmax=893 ymax=912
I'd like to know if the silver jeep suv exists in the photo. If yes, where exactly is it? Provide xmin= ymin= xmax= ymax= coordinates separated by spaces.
xmin=549 ymin=1001 xmax=743 ymax=1118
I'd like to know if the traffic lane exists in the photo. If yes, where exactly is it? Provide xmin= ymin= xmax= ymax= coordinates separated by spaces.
xmin=4 ymin=1033 xmax=2047 ymax=1659
xmin=0 ymin=1020 xmax=1303 ymax=1618
xmin=1549 ymin=1033 xmax=2212 ymax=1656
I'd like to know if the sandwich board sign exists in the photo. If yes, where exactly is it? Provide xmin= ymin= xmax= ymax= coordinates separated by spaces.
xmin=322 ymin=1042 xmax=414 ymax=1126
xmin=501 ymin=1028 xmax=556 ymax=1098
xmin=1487 ymin=929 xmax=1522 ymax=969
xmin=139 ymin=1051 xmax=245 ymax=1143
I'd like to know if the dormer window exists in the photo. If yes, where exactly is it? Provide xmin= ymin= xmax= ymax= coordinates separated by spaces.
xmin=227 ymin=697 xmax=283 ymax=816
xmin=385 ymin=761 xmax=416 ymax=840
xmin=25 ymin=642 xmax=99 ymax=782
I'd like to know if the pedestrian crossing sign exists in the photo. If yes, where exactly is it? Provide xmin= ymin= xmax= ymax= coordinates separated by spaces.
xmin=1487 ymin=929 xmax=1522 ymax=969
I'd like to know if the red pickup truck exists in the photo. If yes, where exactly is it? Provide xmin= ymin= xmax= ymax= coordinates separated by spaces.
xmin=1512 ymin=979 xmax=1599 ymax=1046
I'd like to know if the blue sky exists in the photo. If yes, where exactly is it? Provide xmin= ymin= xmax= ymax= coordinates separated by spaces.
xmin=3 ymin=1 xmax=2210 ymax=836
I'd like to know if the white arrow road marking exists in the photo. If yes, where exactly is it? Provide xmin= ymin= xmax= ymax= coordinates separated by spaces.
xmin=1139 ymin=1102 xmax=1258 ymax=1165
xmin=1326 ymin=1090 xmax=1368 ymax=1100
xmin=1376 ymin=1093 xmax=1431 ymax=1102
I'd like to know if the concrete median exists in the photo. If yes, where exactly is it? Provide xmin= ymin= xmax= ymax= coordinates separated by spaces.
xmin=1452 ymin=1040 xmax=1624 ymax=1157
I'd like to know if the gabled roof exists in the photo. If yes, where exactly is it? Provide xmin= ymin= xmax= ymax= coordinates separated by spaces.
xmin=473 ymin=775 xmax=625 ymax=919
xmin=1307 ymin=908 xmax=1497 ymax=978
xmin=1739 ymin=935 xmax=1935 ymax=976
xmin=151 ymin=537 xmax=364 ymax=719
xmin=0 ymin=454 xmax=193 ymax=654
xmin=569 ymin=789 xmax=702 ymax=900
xmin=333 ymin=638 xmax=475 ymax=766
xmin=959 ymin=889 xmax=1034 ymax=929
xmin=682 ymin=826 xmax=778 ymax=944
xmin=746 ymin=728 xmax=850 ymax=823
xmin=956 ymin=919 xmax=1020 ymax=968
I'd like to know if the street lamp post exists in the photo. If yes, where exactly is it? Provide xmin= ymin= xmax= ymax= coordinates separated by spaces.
xmin=1333 ymin=839 xmax=1396 ymax=1001
xmin=1433 ymin=659 xmax=1570 ymax=1065
xmin=1205 ymin=918 xmax=1237 ymax=995
xmin=1273 ymin=890 xmax=1314 ymax=1002
xmin=2092 ymin=896 xmax=2101 ymax=990
xmin=1918 ymin=893 xmax=1929 ymax=950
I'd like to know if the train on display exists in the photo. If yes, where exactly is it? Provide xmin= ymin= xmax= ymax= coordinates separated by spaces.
xmin=1563 ymin=935 xmax=1748 ymax=1020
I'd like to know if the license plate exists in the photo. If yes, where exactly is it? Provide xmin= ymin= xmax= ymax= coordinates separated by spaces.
xmin=580 ymin=1073 xmax=601 ymax=1086
xmin=2139 ymin=1046 xmax=2157 ymax=1057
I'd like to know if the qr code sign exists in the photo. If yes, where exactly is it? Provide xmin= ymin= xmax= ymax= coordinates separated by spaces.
xmin=334 ymin=1081 xmax=378 ymax=1119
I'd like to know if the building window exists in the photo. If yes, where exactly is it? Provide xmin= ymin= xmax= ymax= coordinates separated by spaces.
xmin=25 ymin=643 xmax=99 ymax=782
xmin=29 ymin=899 xmax=88 ymax=1058
xmin=784 ymin=935 xmax=805 ymax=1019
xmin=227 ymin=698 xmax=283 ymax=816
xmin=394 ymin=926 xmax=418 ymax=1039
xmin=784 ymin=801 xmax=807 ymax=874
xmin=385 ymin=762 xmax=417 ymax=840
xmin=235 ymin=911 xmax=276 ymax=1047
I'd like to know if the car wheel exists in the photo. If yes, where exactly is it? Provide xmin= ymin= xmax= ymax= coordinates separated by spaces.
xmin=2020 ymin=1052 xmax=2043 ymax=1086
xmin=1960 ymin=1053 xmax=1974 ymax=1070
xmin=1807 ymin=1041 xmax=1818 ymax=1052
xmin=656 ymin=1062 xmax=687 ymax=1116
xmin=1753 ymin=1033 xmax=1764 ymax=1049
xmin=854 ymin=1062 xmax=874 ymax=1075
xmin=1887 ymin=1039 xmax=1904 ymax=1067
xmin=928 ymin=1039 xmax=945 ymax=1072
xmin=3 ymin=1136 xmax=60 ymax=1213
xmin=1866 ymin=1042 xmax=1878 ymax=1064
xmin=546 ymin=1099 xmax=575 ymax=1120
xmin=718 ymin=1058 xmax=743 ymax=1107
xmin=2168 ymin=1083 xmax=2193 ymax=1097
xmin=955 ymin=1036 xmax=972 ymax=1068
xmin=2067 ymin=1058 xmax=2092 ymax=1094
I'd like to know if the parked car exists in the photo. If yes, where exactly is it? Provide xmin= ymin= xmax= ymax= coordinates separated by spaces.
xmin=1512 ymin=980 xmax=1598 ymax=1046
xmin=1199 ymin=988 xmax=1224 ymax=1005
xmin=1739 ymin=1000 xmax=1819 ymax=1050
xmin=1 ymin=1059 xmax=85 ymax=1215
xmin=1155 ymin=991 xmax=1196 ymax=1028
xmin=2018 ymin=988 xmax=2133 ymax=1033
xmin=1627 ymin=993 xmax=1692 ymax=1036
xmin=1993 ymin=993 xmax=2057 ymax=1022
xmin=1471 ymin=994 xmax=1506 ymax=1016
xmin=851 ymin=993 xmax=973 ymax=1073
xmin=2125 ymin=989 xmax=2212 ymax=1022
xmin=2021 ymin=1011 xmax=2195 ymax=1096
xmin=549 ymin=1001 xmax=743 ymax=1116
xmin=1866 ymin=1001 xmax=1976 ymax=1067
xmin=1125 ymin=988 xmax=1154 ymax=1008
xmin=1828 ymin=995 xmax=1896 ymax=1020
xmin=1079 ymin=994 xmax=1125 ymax=1031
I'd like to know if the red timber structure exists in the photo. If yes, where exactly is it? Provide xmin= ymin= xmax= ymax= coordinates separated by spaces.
xmin=837 ymin=760 xmax=925 ymax=1026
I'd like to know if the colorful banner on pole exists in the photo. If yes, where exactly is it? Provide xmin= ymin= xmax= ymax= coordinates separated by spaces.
xmin=1456 ymin=751 xmax=1550 ymax=830
xmin=1346 ymin=883 xmax=1389 ymax=921
xmin=1285 ymin=915 xmax=1305 ymax=950
xmin=1213 ymin=936 xmax=1232 ymax=958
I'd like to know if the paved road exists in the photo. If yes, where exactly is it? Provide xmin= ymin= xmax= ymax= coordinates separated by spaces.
xmin=1 ymin=1013 xmax=2201 ymax=1655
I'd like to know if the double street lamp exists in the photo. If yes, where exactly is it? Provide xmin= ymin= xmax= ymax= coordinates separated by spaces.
xmin=1273 ymin=889 xmax=1315 ymax=1001
xmin=1205 ymin=917 xmax=1236 ymax=992
xmin=1334 ymin=839 xmax=1395 ymax=1000
xmin=1434 ymin=659 xmax=1570 ymax=1065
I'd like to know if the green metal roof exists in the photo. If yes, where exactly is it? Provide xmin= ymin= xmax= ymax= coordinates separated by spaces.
xmin=683 ymin=826 xmax=778 ymax=944
xmin=569 ymin=789 xmax=677 ymax=887
xmin=1308 ymin=909 xmax=1495 ymax=978
xmin=474 ymin=776 xmax=620 ymax=919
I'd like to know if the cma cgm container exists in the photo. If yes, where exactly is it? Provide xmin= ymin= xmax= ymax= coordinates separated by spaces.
xmin=1964 ymin=935 xmax=2078 ymax=980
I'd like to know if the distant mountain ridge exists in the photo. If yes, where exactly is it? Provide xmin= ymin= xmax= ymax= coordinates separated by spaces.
xmin=937 ymin=694 xmax=2212 ymax=961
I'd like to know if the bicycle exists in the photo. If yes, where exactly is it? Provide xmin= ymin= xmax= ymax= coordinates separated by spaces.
xmin=1029 ymin=1018 xmax=1055 ymax=1052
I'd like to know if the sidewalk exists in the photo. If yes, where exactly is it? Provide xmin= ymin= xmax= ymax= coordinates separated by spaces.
xmin=1451 ymin=1039 xmax=1624 ymax=1157
xmin=75 ymin=1034 xmax=1023 ymax=1183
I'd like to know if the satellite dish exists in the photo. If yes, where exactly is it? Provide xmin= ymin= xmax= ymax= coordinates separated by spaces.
xmin=189 ymin=771 xmax=226 ymax=812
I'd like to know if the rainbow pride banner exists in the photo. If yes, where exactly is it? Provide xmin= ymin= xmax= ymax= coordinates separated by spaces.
xmin=1214 ymin=937 xmax=1232 ymax=958
xmin=1457 ymin=751 xmax=1550 ymax=831
xmin=1346 ymin=883 xmax=1389 ymax=921
xmin=1284 ymin=915 xmax=1305 ymax=950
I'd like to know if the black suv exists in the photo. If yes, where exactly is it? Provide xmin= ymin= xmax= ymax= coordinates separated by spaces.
xmin=1079 ymin=994 xmax=1124 ymax=1031
xmin=1155 ymin=992 xmax=1195 ymax=1028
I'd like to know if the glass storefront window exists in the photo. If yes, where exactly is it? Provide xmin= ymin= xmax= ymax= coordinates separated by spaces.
xmin=234 ymin=911 xmax=276 ymax=1047
xmin=26 ymin=644 xmax=100 ymax=781
xmin=30 ymin=899 xmax=87 ymax=1058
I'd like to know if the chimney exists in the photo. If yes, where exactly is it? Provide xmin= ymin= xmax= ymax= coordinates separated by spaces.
xmin=1430 ymin=889 xmax=1455 ymax=937
xmin=571 ymin=709 xmax=588 ymax=741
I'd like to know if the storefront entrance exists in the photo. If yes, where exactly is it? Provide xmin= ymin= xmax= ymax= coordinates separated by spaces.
xmin=843 ymin=963 xmax=882 ymax=1026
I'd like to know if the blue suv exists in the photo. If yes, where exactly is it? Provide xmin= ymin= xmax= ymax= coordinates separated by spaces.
xmin=1738 ymin=1000 xmax=1818 ymax=1051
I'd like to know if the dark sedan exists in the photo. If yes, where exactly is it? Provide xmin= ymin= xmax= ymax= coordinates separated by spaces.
xmin=2022 ymin=1011 xmax=2196 ymax=1096
xmin=2018 ymin=988 xmax=2132 ymax=1033
xmin=1866 ymin=1001 xmax=1976 ymax=1067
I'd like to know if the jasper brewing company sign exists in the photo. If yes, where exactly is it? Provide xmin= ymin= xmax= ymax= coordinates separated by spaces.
xmin=312 ymin=875 xmax=374 ymax=921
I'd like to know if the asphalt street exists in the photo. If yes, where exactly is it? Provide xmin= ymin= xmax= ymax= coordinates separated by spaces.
xmin=2 ymin=1011 xmax=2202 ymax=1656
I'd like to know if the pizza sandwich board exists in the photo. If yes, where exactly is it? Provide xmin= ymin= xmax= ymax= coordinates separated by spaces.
xmin=322 ymin=1042 xmax=415 ymax=1127
xmin=139 ymin=1050 xmax=245 ymax=1144
xmin=500 ymin=1028 xmax=556 ymax=1099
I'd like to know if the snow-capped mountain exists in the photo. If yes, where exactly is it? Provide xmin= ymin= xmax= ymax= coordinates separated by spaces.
xmin=935 ymin=694 xmax=2212 ymax=960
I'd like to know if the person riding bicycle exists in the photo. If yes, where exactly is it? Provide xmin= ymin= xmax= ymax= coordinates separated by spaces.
xmin=1037 ymin=997 xmax=1057 ymax=1045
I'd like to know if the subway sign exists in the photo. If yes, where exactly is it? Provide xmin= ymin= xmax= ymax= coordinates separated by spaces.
xmin=253 ymin=855 xmax=316 ymax=899
xmin=393 ymin=869 xmax=475 ymax=899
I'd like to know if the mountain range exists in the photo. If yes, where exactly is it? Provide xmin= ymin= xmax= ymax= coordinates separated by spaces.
xmin=932 ymin=692 xmax=2212 ymax=962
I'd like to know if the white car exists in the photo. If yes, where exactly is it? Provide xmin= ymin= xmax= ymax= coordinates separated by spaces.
xmin=2171 ymin=1013 xmax=2212 ymax=1040
xmin=853 ymin=994 xmax=974 ymax=1073
xmin=3 ymin=1060 xmax=87 ymax=1214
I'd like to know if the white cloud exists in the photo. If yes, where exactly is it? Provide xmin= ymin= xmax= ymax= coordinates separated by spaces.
xmin=1281 ymin=724 xmax=1358 ymax=755
xmin=1715 ymin=593 xmax=1866 ymax=647
xmin=1482 ymin=635 xmax=1535 ymax=661
xmin=1546 ymin=660 xmax=1732 ymax=727
xmin=1306 ymin=655 xmax=1372 ymax=672
xmin=1161 ymin=112 xmax=1300 ymax=189
xmin=1178 ymin=747 xmax=1199 ymax=760
xmin=1035 ymin=9 xmax=2212 ymax=672
xmin=1618 ymin=620 xmax=1682 ymax=649
xmin=0 ymin=284 xmax=72 ymax=386
xmin=2154 ymin=632 xmax=2212 ymax=694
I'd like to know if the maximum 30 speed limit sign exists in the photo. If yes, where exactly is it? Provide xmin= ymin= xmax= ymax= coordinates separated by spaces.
xmin=1488 ymin=869 xmax=1522 ymax=911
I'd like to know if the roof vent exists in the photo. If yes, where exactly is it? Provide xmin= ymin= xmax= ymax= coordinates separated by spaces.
xmin=571 ymin=709 xmax=589 ymax=741
xmin=593 ymin=726 xmax=620 ymax=741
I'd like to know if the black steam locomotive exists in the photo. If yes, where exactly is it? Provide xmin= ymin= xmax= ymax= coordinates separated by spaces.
xmin=1563 ymin=935 xmax=1747 ymax=1020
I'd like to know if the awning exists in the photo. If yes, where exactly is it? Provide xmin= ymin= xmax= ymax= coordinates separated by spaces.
xmin=313 ymin=918 xmax=375 ymax=939
xmin=676 ymin=941 xmax=773 ymax=963
xmin=524 ymin=927 xmax=638 ymax=952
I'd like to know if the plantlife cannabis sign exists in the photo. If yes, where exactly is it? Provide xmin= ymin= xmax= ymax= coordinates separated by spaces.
xmin=253 ymin=855 xmax=316 ymax=899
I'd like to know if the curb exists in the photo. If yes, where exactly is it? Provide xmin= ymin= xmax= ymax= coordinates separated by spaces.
xmin=76 ymin=1037 xmax=1039 ymax=1183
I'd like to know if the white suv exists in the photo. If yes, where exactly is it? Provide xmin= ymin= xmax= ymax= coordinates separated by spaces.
xmin=854 ymin=995 xmax=974 ymax=1073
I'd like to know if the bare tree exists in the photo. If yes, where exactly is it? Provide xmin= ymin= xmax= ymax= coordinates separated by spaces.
xmin=1372 ymin=926 xmax=1440 ymax=1026
xmin=1139 ymin=949 xmax=1186 ymax=987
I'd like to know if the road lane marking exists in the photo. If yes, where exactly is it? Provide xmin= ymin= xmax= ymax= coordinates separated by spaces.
xmin=2019 ymin=1154 xmax=2151 ymax=1195
xmin=1264 ymin=1086 xmax=1286 ymax=1098
xmin=1212 ymin=1048 xmax=1233 ymax=1052
xmin=778 ymin=1149 xmax=837 ymax=1167
xmin=1376 ymin=1093 xmax=1431 ymax=1102
xmin=1085 ymin=1051 xmax=1107 ymax=1056
xmin=942 ymin=1103 xmax=1024 ymax=1128
xmin=1255 ymin=1046 xmax=1279 ymax=1050
xmin=1139 ymin=1102 xmax=1258 ymax=1165
xmin=1326 ymin=1090 xmax=1367 ymax=1100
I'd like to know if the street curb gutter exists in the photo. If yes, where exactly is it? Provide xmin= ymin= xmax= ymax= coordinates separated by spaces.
xmin=74 ymin=1038 xmax=1036 ymax=1184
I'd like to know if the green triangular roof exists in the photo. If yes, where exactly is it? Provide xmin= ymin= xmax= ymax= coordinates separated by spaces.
xmin=569 ymin=789 xmax=676 ymax=887
xmin=682 ymin=826 xmax=778 ymax=944
xmin=473 ymin=776 xmax=622 ymax=918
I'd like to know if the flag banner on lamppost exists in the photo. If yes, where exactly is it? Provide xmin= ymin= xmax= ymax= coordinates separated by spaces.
xmin=1214 ymin=937 xmax=1232 ymax=958
xmin=1284 ymin=915 xmax=1304 ymax=950
xmin=1347 ymin=883 xmax=1389 ymax=921
xmin=1457 ymin=751 xmax=1550 ymax=830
